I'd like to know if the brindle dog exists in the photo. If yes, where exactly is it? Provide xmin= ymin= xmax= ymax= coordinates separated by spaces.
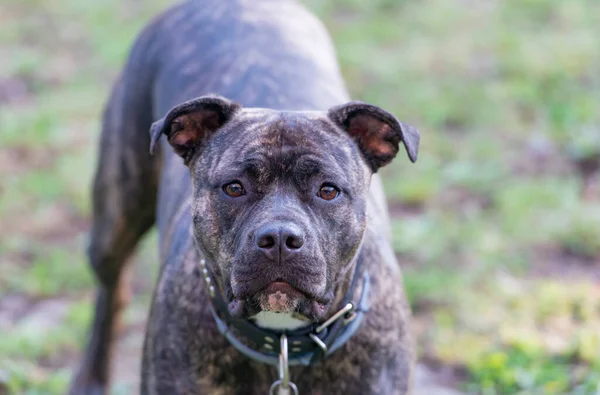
xmin=69 ymin=0 xmax=420 ymax=394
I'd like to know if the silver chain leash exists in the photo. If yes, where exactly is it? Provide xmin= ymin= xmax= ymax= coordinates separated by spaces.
xmin=269 ymin=334 xmax=299 ymax=395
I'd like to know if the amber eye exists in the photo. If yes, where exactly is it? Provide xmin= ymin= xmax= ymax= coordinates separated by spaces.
xmin=317 ymin=184 xmax=340 ymax=201
xmin=223 ymin=182 xmax=245 ymax=197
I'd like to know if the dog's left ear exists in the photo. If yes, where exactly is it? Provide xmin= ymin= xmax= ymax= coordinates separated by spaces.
xmin=327 ymin=101 xmax=419 ymax=171
xmin=149 ymin=95 xmax=240 ymax=164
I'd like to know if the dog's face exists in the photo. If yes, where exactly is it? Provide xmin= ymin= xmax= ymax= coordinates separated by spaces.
xmin=150 ymin=96 xmax=419 ymax=326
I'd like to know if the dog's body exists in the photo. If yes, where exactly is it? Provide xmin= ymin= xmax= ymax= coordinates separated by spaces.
xmin=70 ymin=1 xmax=418 ymax=394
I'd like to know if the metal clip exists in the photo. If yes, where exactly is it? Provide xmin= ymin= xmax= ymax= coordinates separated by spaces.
xmin=315 ymin=303 xmax=354 ymax=333
xmin=269 ymin=334 xmax=299 ymax=395
xmin=343 ymin=311 xmax=357 ymax=325
xmin=308 ymin=333 xmax=328 ymax=354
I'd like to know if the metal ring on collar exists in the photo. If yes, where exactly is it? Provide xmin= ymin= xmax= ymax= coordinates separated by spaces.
xmin=269 ymin=380 xmax=299 ymax=395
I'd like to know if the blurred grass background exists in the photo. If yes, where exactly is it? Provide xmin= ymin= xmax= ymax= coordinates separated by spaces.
xmin=1 ymin=0 xmax=599 ymax=394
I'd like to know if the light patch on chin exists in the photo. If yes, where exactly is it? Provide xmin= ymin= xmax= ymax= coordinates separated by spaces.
xmin=259 ymin=290 xmax=299 ymax=313
xmin=251 ymin=311 xmax=311 ymax=330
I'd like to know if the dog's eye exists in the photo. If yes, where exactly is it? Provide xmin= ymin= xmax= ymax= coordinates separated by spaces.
xmin=223 ymin=182 xmax=245 ymax=197
xmin=317 ymin=184 xmax=340 ymax=201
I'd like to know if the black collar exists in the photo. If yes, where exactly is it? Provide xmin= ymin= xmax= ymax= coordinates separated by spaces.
xmin=198 ymin=253 xmax=371 ymax=367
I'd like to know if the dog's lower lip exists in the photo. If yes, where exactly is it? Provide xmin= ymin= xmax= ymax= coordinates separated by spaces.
xmin=264 ymin=281 xmax=303 ymax=296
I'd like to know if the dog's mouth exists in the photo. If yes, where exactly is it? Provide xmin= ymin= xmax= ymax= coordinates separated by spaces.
xmin=257 ymin=282 xmax=305 ymax=312
xmin=227 ymin=280 xmax=332 ymax=321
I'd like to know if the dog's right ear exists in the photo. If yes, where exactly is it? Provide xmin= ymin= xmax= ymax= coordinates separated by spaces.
xmin=149 ymin=95 xmax=240 ymax=164
xmin=327 ymin=101 xmax=419 ymax=172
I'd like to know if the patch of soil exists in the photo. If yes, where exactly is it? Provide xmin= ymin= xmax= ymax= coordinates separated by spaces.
xmin=0 ymin=146 xmax=60 ymax=178
xmin=19 ymin=298 xmax=72 ymax=328
xmin=28 ymin=203 xmax=89 ymax=244
xmin=0 ymin=295 xmax=73 ymax=331
xmin=0 ymin=294 xmax=34 ymax=330
xmin=430 ymin=185 xmax=493 ymax=214
xmin=510 ymin=133 xmax=574 ymax=178
xmin=528 ymin=245 xmax=600 ymax=281
xmin=414 ymin=363 xmax=467 ymax=395
xmin=0 ymin=76 xmax=33 ymax=105
xmin=0 ymin=200 xmax=89 ymax=246
xmin=388 ymin=200 xmax=425 ymax=218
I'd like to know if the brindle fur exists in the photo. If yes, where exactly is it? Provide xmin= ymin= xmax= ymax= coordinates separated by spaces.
xmin=70 ymin=1 xmax=417 ymax=394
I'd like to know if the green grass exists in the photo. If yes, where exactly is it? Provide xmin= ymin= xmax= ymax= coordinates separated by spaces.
xmin=1 ymin=0 xmax=599 ymax=394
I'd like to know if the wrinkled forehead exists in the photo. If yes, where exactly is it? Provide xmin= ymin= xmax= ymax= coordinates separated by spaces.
xmin=232 ymin=109 xmax=337 ymax=151
xmin=200 ymin=109 xmax=367 ymax=183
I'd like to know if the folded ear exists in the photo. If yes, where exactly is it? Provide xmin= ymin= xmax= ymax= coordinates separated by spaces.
xmin=149 ymin=95 xmax=241 ymax=164
xmin=327 ymin=101 xmax=420 ymax=171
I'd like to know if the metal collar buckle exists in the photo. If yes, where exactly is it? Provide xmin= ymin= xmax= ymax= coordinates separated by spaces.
xmin=309 ymin=302 xmax=354 ymax=354
xmin=269 ymin=334 xmax=299 ymax=395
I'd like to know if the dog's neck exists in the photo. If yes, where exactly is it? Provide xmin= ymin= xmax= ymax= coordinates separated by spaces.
xmin=250 ymin=311 xmax=311 ymax=330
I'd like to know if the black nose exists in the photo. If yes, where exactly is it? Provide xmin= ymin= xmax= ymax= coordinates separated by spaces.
xmin=255 ymin=223 xmax=305 ymax=261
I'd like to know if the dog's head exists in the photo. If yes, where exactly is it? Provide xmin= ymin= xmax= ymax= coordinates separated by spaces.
xmin=150 ymin=95 xmax=419 ymax=328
